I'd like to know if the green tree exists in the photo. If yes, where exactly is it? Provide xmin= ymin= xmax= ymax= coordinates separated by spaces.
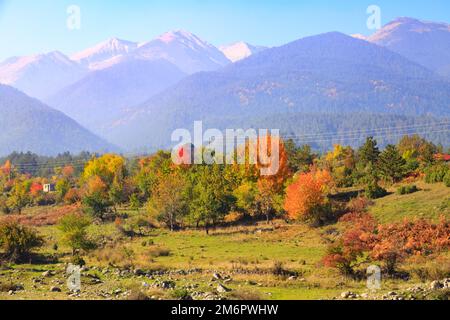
xmin=358 ymin=137 xmax=380 ymax=167
xmin=58 ymin=213 xmax=94 ymax=256
xmin=82 ymin=192 xmax=112 ymax=220
xmin=134 ymin=151 xmax=172 ymax=201
xmin=7 ymin=179 xmax=29 ymax=214
xmin=233 ymin=182 xmax=258 ymax=216
xmin=378 ymin=145 xmax=406 ymax=183
xmin=188 ymin=165 xmax=233 ymax=234
xmin=129 ymin=193 xmax=141 ymax=211
xmin=285 ymin=140 xmax=315 ymax=173
xmin=55 ymin=178 xmax=71 ymax=201
xmin=147 ymin=172 xmax=187 ymax=231
xmin=108 ymin=177 xmax=125 ymax=212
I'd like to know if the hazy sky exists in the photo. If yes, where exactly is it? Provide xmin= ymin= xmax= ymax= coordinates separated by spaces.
xmin=0 ymin=0 xmax=449 ymax=60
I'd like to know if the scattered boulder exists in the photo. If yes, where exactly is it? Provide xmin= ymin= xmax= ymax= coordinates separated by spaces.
xmin=50 ymin=286 xmax=62 ymax=292
xmin=216 ymin=283 xmax=231 ymax=293
xmin=42 ymin=271 xmax=54 ymax=278
xmin=340 ymin=291 xmax=357 ymax=299
xmin=430 ymin=280 xmax=444 ymax=290
xmin=212 ymin=273 xmax=222 ymax=280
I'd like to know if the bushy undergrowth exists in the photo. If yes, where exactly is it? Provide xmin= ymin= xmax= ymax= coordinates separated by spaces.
xmin=397 ymin=185 xmax=419 ymax=195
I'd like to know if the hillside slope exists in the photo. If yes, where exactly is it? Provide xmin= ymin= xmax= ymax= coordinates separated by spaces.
xmin=0 ymin=85 xmax=116 ymax=156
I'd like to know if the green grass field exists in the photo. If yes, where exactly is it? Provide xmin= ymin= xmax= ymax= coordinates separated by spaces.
xmin=0 ymin=182 xmax=449 ymax=300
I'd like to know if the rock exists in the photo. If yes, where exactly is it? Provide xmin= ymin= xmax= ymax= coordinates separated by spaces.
xmin=212 ymin=273 xmax=222 ymax=280
xmin=15 ymin=284 xmax=24 ymax=291
xmin=288 ymin=276 xmax=297 ymax=281
xmin=42 ymin=271 xmax=54 ymax=277
xmin=50 ymin=286 xmax=62 ymax=292
xmin=8 ymin=290 xmax=14 ymax=295
xmin=216 ymin=283 xmax=231 ymax=293
xmin=430 ymin=281 xmax=444 ymax=290
xmin=340 ymin=291 xmax=357 ymax=299
xmin=114 ymin=289 xmax=122 ymax=295
xmin=134 ymin=269 xmax=145 ymax=276
xmin=161 ymin=281 xmax=176 ymax=289
xmin=388 ymin=291 xmax=397 ymax=296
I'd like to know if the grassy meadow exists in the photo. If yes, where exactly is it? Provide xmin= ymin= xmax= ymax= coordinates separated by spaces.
xmin=1 ymin=181 xmax=448 ymax=300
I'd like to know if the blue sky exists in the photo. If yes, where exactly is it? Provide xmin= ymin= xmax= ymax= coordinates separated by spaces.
xmin=0 ymin=0 xmax=449 ymax=60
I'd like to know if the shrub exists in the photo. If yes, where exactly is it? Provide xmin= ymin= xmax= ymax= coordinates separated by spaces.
xmin=171 ymin=288 xmax=192 ymax=300
xmin=64 ymin=188 xmax=81 ymax=204
xmin=325 ymin=217 xmax=450 ymax=276
xmin=0 ymin=221 xmax=44 ymax=262
xmin=346 ymin=197 xmax=372 ymax=213
xmin=271 ymin=260 xmax=290 ymax=276
xmin=228 ymin=289 xmax=262 ymax=300
xmin=34 ymin=193 xmax=57 ymax=206
xmin=127 ymin=290 xmax=151 ymax=300
xmin=71 ymin=255 xmax=86 ymax=266
xmin=425 ymin=164 xmax=449 ymax=184
xmin=146 ymin=247 xmax=171 ymax=258
xmin=364 ymin=181 xmax=388 ymax=199
xmin=0 ymin=197 xmax=10 ymax=215
xmin=397 ymin=185 xmax=419 ymax=195
xmin=224 ymin=211 xmax=245 ymax=224
xmin=444 ymin=171 xmax=450 ymax=188
xmin=411 ymin=260 xmax=450 ymax=282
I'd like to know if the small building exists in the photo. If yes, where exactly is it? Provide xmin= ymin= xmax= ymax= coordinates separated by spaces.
xmin=43 ymin=184 xmax=56 ymax=193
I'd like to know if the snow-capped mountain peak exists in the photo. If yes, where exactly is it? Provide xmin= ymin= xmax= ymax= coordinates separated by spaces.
xmin=135 ymin=30 xmax=230 ymax=74
xmin=71 ymin=37 xmax=138 ymax=69
xmin=367 ymin=17 xmax=450 ymax=77
xmin=219 ymin=41 xmax=267 ymax=62
xmin=0 ymin=51 xmax=87 ymax=99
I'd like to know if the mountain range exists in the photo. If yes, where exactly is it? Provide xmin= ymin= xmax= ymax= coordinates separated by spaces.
xmin=0 ymin=51 xmax=87 ymax=100
xmin=105 ymin=31 xmax=450 ymax=151
xmin=367 ymin=17 xmax=450 ymax=78
xmin=0 ymin=17 xmax=449 ymax=155
xmin=0 ymin=85 xmax=116 ymax=156
xmin=46 ymin=57 xmax=187 ymax=133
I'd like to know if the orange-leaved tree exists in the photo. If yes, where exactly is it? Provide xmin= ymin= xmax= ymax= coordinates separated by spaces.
xmin=284 ymin=169 xmax=333 ymax=225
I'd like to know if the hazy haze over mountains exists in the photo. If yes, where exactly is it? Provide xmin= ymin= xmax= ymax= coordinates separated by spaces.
xmin=0 ymin=85 xmax=116 ymax=156
xmin=46 ymin=58 xmax=187 ymax=133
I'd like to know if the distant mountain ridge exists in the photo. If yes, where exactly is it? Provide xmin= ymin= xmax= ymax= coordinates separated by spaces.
xmin=46 ymin=58 xmax=187 ymax=133
xmin=0 ymin=30 xmax=231 ymax=103
xmin=0 ymin=84 xmax=116 ymax=156
xmin=368 ymin=17 xmax=450 ymax=77
xmin=104 ymin=31 xmax=450 ymax=151
xmin=0 ymin=51 xmax=87 ymax=100
xmin=71 ymin=38 xmax=138 ymax=70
